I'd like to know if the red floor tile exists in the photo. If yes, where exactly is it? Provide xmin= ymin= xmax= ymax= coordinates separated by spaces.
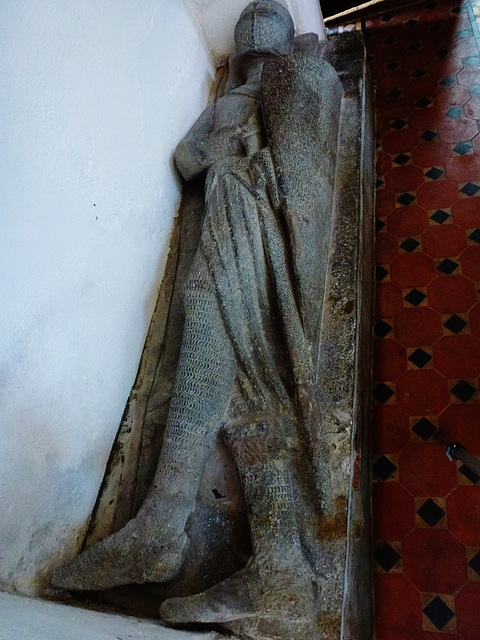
xmin=373 ymin=482 xmax=416 ymax=539
xmin=387 ymin=204 xmax=430 ymax=237
xmin=373 ymin=404 xmax=411 ymax=454
xmin=438 ymin=404 xmax=480 ymax=455
xmin=404 ymin=77 xmax=439 ymax=100
xmin=376 ymin=232 xmax=400 ymax=263
xmin=409 ymin=107 xmax=447 ymax=132
xmin=383 ymin=128 xmax=420 ymax=154
xmin=433 ymin=84 xmax=471 ymax=109
xmin=377 ymin=188 xmax=397 ymax=217
xmin=428 ymin=276 xmax=477 ymax=314
xmin=469 ymin=302 xmax=480 ymax=338
xmin=439 ymin=116 xmax=479 ymax=145
xmin=375 ymin=573 xmax=423 ymax=640
xmin=447 ymin=486 xmax=480 ymax=547
xmin=434 ymin=335 xmax=480 ymax=378
xmin=416 ymin=179 xmax=460 ymax=209
xmin=421 ymin=224 xmax=467 ymax=258
xmin=445 ymin=154 xmax=480 ymax=182
xmin=394 ymin=307 xmax=442 ymax=346
xmin=385 ymin=164 xmax=425 ymax=192
xmin=399 ymin=442 xmax=458 ymax=495
xmin=376 ymin=281 xmax=405 ymax=318
xmin=459 ymin=246 xmax=480 ymax=281
xmin=456 ymin=583 xmax=480 ymax=640
xmin=374 ymin=338 xmax=407 ymax=380
xmin=377 ymin=150 xmax=393 ymax=175
xmin=390 ymin=253 xmax=436 ymax=288
xmin=411 ymin=139 xmax=452 ymax=168
xmin=451 ymin=197 xmax=480 ymax=227
xmin=403 ymin=528 xmax=467 ymax=593
xmin=465 ymin=96 xmax=480 ymax=118
xmin=382 ymin=97 xmax=416 ymax=120
xmin=366 ymin=2 xmax=480 ymax=636
xmin=414 ymin=633 xmax=459 ymax=640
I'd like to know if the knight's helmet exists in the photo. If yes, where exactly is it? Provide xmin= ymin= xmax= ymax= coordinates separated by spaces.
xmin=234 ymin=1 xmax=295 ymax=58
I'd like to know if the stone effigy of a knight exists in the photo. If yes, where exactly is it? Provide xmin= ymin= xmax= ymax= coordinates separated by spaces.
xmin=52 ymin=2 xmax=345 ymax=638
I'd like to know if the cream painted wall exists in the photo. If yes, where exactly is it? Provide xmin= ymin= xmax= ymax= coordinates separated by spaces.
xmin=0 ymin=0 xmax=214 ymax=594
xmin=0 ymin=0 xmax=324 ymax=599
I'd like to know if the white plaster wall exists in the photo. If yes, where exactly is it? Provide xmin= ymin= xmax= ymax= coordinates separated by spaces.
xmin=0 ymin=0 xmax=213 ymax=594
xmin=0 ymin=591 xmax=218 ymax=640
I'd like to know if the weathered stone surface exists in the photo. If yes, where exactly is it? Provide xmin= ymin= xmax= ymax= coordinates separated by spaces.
xmin=51 ymin=3 xmax=374 ymax=639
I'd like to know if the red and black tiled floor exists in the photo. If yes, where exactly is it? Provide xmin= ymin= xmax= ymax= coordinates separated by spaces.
xmin=333 ymin=0 xmax=480 ymax=637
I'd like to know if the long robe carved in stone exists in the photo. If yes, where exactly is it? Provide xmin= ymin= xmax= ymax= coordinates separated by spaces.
xmin=51 ymin=3 xmax=374 ymax=639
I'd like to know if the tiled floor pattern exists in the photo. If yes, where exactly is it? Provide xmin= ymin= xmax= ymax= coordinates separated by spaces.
xmin=362 ymin=1 xmax=480 ymax=638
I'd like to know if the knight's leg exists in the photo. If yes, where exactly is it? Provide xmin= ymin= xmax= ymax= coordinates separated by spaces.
xmin=51 ymin=284 xmax=236 ymax=591
xmin=160 ymin=418 xmax=316 ymax=639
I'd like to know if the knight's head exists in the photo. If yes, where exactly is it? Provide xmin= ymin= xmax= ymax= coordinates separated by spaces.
xmin=234 ymin=1 xmax=294 ymax=59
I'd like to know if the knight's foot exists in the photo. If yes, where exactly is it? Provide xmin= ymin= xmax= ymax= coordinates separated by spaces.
xmin=160 ymin=559 xmax=315 ymax=629
xmin=50 ymin=518 xmax=188 ymax=591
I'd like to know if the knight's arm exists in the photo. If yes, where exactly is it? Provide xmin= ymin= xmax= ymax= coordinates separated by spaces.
xmin=174 ymin=98 xmax=247 ymax=181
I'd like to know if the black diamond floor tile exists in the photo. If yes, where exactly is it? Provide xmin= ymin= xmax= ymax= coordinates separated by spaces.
xmin=412 ymin=68 xmax=427 ymax=78
xmin=430 ymin=209 xmax=450 ymax=224
xmin=373 ymin=455 xmax=397 ymax=480
xmin=397 ymin=193 xmax=416 ymax=206
xmin=391 ymin=118 xmax=407 ymax=129
xmin=404 ymin=288 xmax=426 ymax=306
xmin=412 ymin=417 xmax=437 ymax=441
xmin=408 ymin=348 xmax=432 ymax=368
xmin=401 ymin=237 xmax=421 ymax=252
xmin=461 ymin=182 xmax=480 ymax=196
xmin=375 ymin=542 xmax=401 ymax=571
xmin=469 ymin=228 xmax=480 ymax=243
xmin=394 ymin=153 xmax=410 ymax=165
xmin=375 ymin=320 xmax=393 ymax=338
xmin=388 ymin=89 xmax=403 ymax=98
xmin=376 ymin=218 xmax=386 ymax=233
xmin=423 ymin=596 xmax=455 ymax=630
xmin=417 ymin=498 xmax=445 ymax=526
xmin=444 ymin=314 xmax=468 ymax=334
xmin=440 ymin=76 xmax=456 ymax=87
xmin=373 ymin=383 xmax=395 ymax=404
xmin=376 ymin=265 xmax=389 ymax=282
xmin=459 ymin=463 xmax=480 ymax=484
xmin=435 ymin=48 xmax=448 ymax=58
xmin=451 ymin=380 xmax=476 ymax=402
xmin=430 ymin=23 xmax=443 ymax=33
xmin=416 ymin=98 xmax=432 ymax=108
xmin=469 ymin=551 xmax=480 ymax=576
xmin=453 ymin=141 xmax=472 ymax=155
xmin=425 ymin=167 xmax=443 ymax=180
xmin=408 ymin=42 xmax=422 ymax=51
xmin=437 ymin=258 xmax=459 ymax=275
xmin=386 ymin=61 xmax=400 ymax=71
xmin=420 ymin=130 xmax=437 ymax=141
xmin=383 ymin=36 xmax=396 ymax=45
xmin=405 ymin=19 xmax=418 ymax=27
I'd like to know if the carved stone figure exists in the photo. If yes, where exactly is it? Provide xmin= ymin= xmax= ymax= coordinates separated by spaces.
xmin=51 ymin=3 xmax=372 ymax=639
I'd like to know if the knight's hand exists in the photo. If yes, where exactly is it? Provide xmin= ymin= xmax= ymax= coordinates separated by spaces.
xmin=203 ymin=125 xmax=250 ymax=161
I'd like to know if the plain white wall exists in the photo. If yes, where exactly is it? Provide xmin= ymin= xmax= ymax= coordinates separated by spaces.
xmin=0 ymin=0 xmax=324 ymax=597
xmin=0 ymin=0 xmax=214 ymax=594
xmin=0 ymin=591 xmax=217 ymax=640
